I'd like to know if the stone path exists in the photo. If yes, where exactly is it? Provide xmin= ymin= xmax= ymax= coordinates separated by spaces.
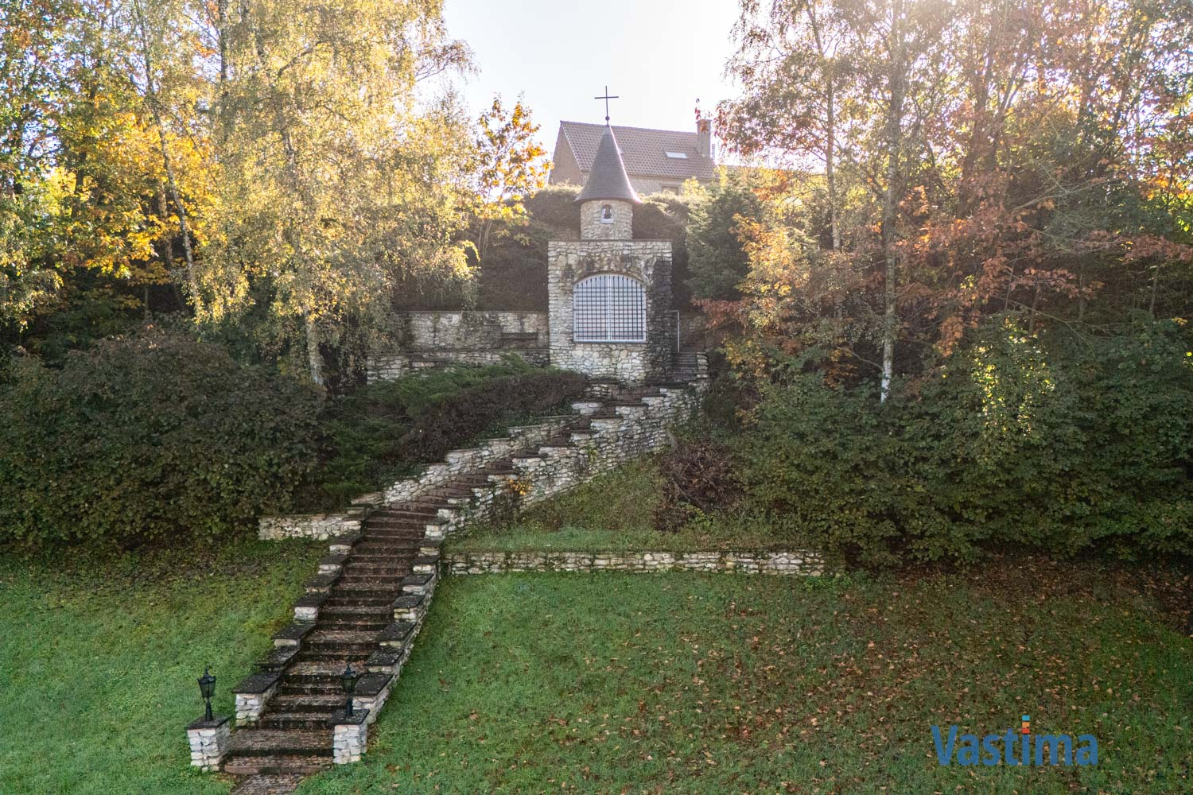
xmin=223 ymin=384 xmax=684 ymax=793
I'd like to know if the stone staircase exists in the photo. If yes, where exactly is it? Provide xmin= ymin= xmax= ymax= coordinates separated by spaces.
xmin=222 ymin=382 xmax=697 ymax=793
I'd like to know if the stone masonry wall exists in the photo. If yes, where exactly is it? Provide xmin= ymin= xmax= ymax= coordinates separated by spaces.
xmin=580 ymin=199 xmax=633 ymax=241
xmin=547 ymin=240 xmax=673 ymax=384
xmin=259 ymin=417 xmax=575 ymax=541
xmin=367 ymin=311 xmax=549 ymax=383
xmin=260 ymin=382 xmax=704 ymax=543
xmin=444 ymin=550 xmax=823 ymax=576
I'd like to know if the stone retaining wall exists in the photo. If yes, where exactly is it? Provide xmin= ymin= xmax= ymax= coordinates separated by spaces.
xmin=260 ymin=384 xmax=701 ymax=542
xmin=443 ymin=550 xmax=822 ymax=576
xmin=367 ymin=311 xmax=549 ymax=382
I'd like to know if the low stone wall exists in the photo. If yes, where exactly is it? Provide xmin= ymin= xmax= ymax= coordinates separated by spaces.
xmin=367 ymin=348 xmax=549 ymax=382
xmin=367 ymin=311 xmax=549 ymax=382
xmin=443 ymin=550 xmax=823 ymax=576
xmin=400 ymin=311 xmax=548 ymax=349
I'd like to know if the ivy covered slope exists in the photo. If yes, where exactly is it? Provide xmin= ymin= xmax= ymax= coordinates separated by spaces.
xmin=301 ymin=359 xmax=586 ymax=510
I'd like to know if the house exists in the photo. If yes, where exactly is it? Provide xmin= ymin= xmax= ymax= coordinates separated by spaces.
xmin=549 ymin=118 xmax=718 ymax=196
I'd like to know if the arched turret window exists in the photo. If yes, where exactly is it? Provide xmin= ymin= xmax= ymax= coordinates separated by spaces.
xmin=600 ymin=204 xmax=614 ymax=223
xmin=573 ymin=274 xmax=646 ymax=342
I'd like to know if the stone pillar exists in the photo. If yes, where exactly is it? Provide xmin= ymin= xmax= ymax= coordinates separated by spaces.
xmin=332 ymin=710 xmax=370 ymax=764
xmin=186 ymin=715 xmax=231 ymax=772
xmin=233 ymin=671 xmax=281 ymax=726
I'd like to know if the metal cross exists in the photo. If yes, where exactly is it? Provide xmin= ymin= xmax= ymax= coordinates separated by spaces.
xmin=595 ymin=86 xmax=619 ymax=124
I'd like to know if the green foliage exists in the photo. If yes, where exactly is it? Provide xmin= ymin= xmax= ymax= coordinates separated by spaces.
xmin=740 ymin=316 xmax=1193 ymax=566
xmin=0 ymin=331 xmax=323 ymax=550
xmin=686 ymin=171 xmax=767 ymax=301
xmin=305 ymin=362 xmax=587 ymax=508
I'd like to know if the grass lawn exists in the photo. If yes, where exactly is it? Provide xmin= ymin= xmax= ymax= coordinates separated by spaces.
xmin=449 ymin=459 xmax=789 ymax=553
xmin=0 ymin=539 xmax=322 ymax=794
xmin=302 ymin=558 xmax=1193 ymax=794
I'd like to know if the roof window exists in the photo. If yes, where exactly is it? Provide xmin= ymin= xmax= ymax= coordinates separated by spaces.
xmin=665 ymin=151 xmax=688 ymax=159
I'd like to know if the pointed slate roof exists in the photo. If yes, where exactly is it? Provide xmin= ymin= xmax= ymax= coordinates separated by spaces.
xmin=575 ymin=125 xmax=641 ymax=205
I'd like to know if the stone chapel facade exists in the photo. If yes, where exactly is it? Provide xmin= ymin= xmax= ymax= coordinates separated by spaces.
xmin=547 ymin=125 xmax=674 ymax=384
xmin=369 ymin=124 xmax=688 ymax=387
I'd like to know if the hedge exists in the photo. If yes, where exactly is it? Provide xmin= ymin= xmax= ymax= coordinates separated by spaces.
xmin=739 ymin=317 xmax=1193 ymax=566
xmin=0 ymin=332 xmax=323 ymax=550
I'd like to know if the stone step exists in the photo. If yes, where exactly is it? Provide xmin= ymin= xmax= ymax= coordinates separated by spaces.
xmin=338 ymin=571 xmax=406 ymax=584
xmin=276 ymin=681 xmax=343 ymax=696
xmin=319 ymin=601 xmax=391 ymax=616
xmin=268 ymin=694 xmax=349 ymax=714
xmin=306 ymin=628 xmax=378 ymax=648
xmin=342 ymin=561 xmax=410 ymax=573
xmin=333 ymin=579 xmax=405 ymax=594
xmin=226 ymin=729 xmax=332 ymax=758
xmin=228 ymin=772 xmax=312 ymax=794
xmin=284 ymin=661 xmax=368 ymax=682
xmin=322 ymin=593 xmax=392 ymax=607
xmin=351 ymin=545 xmax=422 ymax=558
xmin=257 ymin=712 xmax=337 ymax=731
xmin=224 ymin=756 xmax=331 ymax=777
xmin=296 ymin=648 xmax=376 ymax=662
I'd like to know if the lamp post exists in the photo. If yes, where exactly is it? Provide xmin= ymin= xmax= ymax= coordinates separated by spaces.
xmin=340 ymin=663 xmax=359 ymax=718
xmin=198 ymin=667 xmax=216 ymax=723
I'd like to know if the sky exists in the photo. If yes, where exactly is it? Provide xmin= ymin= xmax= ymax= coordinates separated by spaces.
xmin=441 ymin=0 xmax=742 ymax=159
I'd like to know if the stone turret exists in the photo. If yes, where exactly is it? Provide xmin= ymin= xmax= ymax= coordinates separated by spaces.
xmin=576 ymin=126 xmax=640 ymax=241
xmin=548 ymin=122 xmax=673 ymax=385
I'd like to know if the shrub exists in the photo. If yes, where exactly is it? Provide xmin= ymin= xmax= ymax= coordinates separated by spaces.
xmin=0 ymin=332 xmax=323 ymax=550
xmin=739 ymin=317 xmax=1193 ymax=567
xmin=653 ymin=439 xmax=741 ymax=532
xmin=399 ymin=370 xmax=587 ymax=462
xmin=305 ymin=363 xmax=587 ymax=508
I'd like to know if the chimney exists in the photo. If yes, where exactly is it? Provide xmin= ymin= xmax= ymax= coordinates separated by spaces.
xmin=696 ymin=118 xmax=713 ymax=159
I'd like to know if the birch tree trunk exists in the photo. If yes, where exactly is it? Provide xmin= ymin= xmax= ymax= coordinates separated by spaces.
xmin=880 ymin=0 xmax=906 ymax=403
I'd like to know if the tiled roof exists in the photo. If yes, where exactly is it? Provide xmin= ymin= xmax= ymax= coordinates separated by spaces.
xmin=559 ymin=121 xmax=717 ymax=182
xmin=575 ymin=126 xmax=640 ymax=204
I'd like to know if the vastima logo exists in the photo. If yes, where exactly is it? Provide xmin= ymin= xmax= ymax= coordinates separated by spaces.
xmin=932 ymin=715 xmax=1098 ymax=766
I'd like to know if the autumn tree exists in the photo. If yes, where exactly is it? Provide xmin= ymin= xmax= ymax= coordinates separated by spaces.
xmin=195 ymin=0 xmax=473 ymax=384
xmin=470 ymin=95 xmax=550 ymax=264
xmin=718 ymin=0 xmax=1193 ymax=398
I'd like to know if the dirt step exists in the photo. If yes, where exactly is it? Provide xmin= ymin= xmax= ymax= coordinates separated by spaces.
xmin=226 ymin=729 xmax=332 ymax=757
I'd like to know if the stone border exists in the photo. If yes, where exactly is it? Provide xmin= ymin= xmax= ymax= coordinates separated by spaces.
xmin=443 ymin=549 xmax=823 ymax=576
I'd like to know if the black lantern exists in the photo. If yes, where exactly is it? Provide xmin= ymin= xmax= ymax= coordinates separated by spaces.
xmin=340 ymin=663 xmax=359 ymax=717
xmin=198 ymin=667 xmax=216 ymax=722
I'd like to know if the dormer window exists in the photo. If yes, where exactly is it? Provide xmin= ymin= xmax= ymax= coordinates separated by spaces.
xmin=600 ymin=204 xmax=614 ymax=223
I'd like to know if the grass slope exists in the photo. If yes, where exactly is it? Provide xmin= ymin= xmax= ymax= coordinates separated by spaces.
xmin=450 ymin=459 xmax=784 ymax=553
xmin=0 ymin=540 xmax=322 ymax=794
xmin=303 ymin=560 xmax=1192 ymax=794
